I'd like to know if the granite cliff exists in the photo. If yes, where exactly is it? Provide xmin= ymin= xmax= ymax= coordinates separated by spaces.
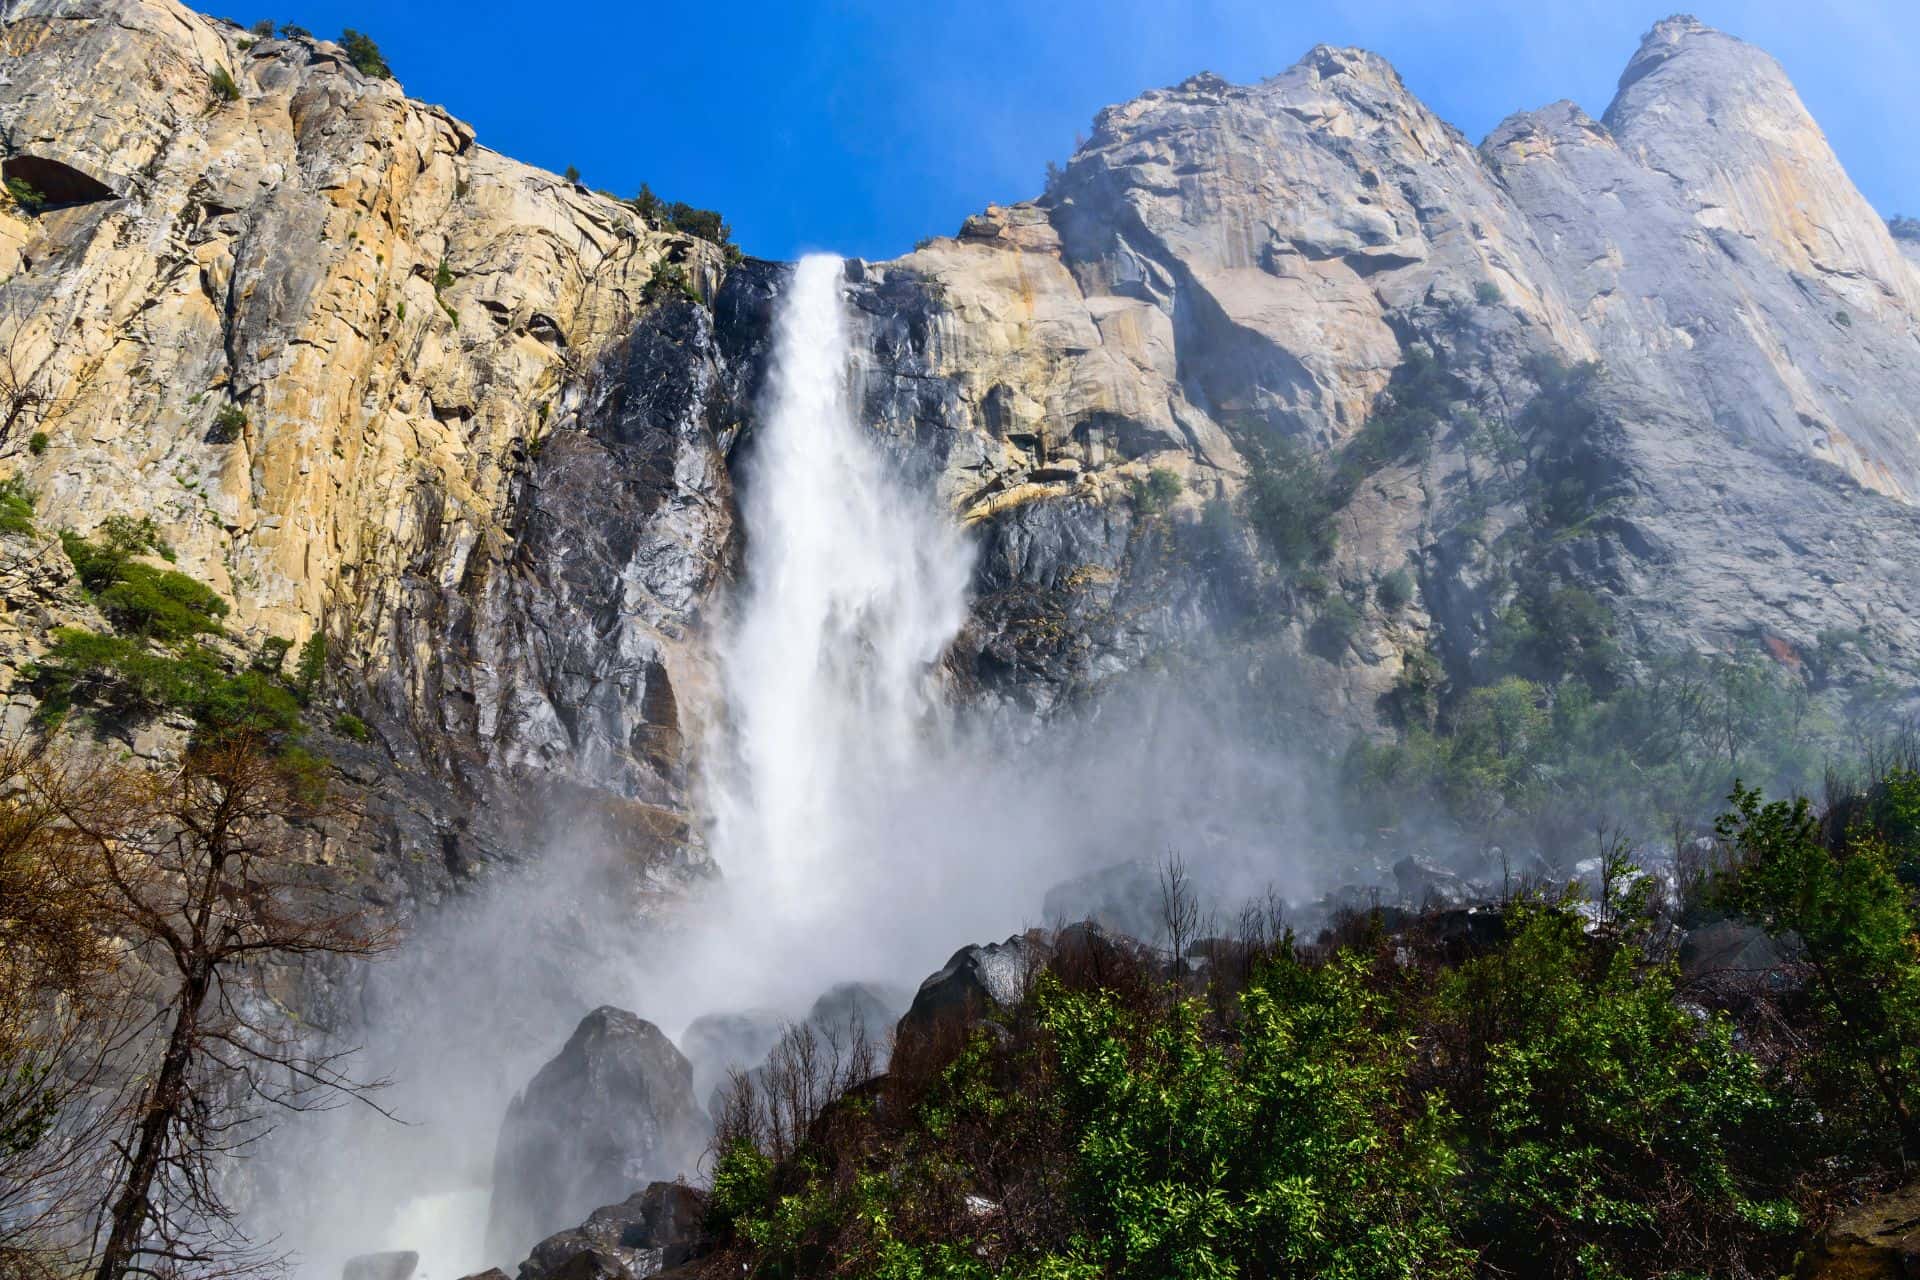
xmin=3 ymin=1 xmax=1919 ymax=899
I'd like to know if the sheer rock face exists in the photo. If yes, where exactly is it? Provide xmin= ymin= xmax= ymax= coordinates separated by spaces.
xmin=486 ymin=1008 xmax=707 ymax=1268
xmin=0 ymin=0 xmax=733 ymax=890
xmin=4 ymin=3 xmax=1920 ymax=883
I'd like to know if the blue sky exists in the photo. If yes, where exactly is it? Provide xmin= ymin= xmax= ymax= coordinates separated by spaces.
xmin=264 ymin=1 xmax=1919 ymax=261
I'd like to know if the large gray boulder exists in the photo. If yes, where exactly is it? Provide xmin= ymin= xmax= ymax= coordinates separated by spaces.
xmin=897 ymin=933 xmax=1050 ymax=1046
xmin=486 ymin=1008 xmax=707 ymax=1266
xmin=517 ymin=1183 xmax=706 ymax=1280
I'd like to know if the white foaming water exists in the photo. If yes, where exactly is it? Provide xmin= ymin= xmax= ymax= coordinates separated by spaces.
xmin=704 ymin=253 xmax=973 ymax=923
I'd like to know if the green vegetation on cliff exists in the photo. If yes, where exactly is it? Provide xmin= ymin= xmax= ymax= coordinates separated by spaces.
xmin=706 ymin=763 xmax=1920 ymax=1279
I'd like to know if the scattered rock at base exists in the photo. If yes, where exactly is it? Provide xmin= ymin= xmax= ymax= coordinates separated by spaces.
xmin=487 ymin=1008 xmax=707 ymax=1266
xmin=344 ymin=1253 xmax=419 ymax=1280
xmin=1800 ymin=1180 xmax=1920 ymax=1278
xmin=518 ymin=1183 xmax=708 ymax=1280
xmin=1677 ymin=920 xmax=1800 ymax=998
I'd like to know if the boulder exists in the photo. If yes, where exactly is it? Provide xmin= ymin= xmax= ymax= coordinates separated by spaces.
xmin=1677 ymin=920 xmax=1800 ymax=998
xmin=803 ymin=981 xmax=911 ymax=1061
xmin=897 ymin=932 xmax=1050 ymax=1044
xmin=486 ymin=1008 xmax=707 ymax=1266
xmin=518 ymin=1182 xmax=707 ymax=1280
xmin=1801 ymin=1181 xmax=1920 ymax=1278
xmin=344 ymin=1253 xmax=419 ymax=1280
xmin=1043 ymin=861 xmax=1162 ymax=941
xmin=680 ymin=1009 xmax=785 ymax=1104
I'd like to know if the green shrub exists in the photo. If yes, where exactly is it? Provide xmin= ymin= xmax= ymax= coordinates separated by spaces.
xmin=1038 ymin=957 xmax=1470 ymax=1278
xmin=1474 ymin=280 xmax=1502 ymax=305
xmin=338 ymin=28 xmax=391 ymax=78
xmin=563 ymin=164 xmax=581 ymax=185
xmin=248 ymin=18 xmax=274 ymax=37
xmin=293 ymin=632 xmax=327 ymax=703
xmin=35 ymin=630 xmax=298 ymax=737
xmin=276 ymin=22 xmax=310 ymax=39
xmin=252 ymin=635 xmax=293 ymax=676
xmin=26 ymin=432 xmax=47 ymax=456
xmin=1714 ymin=779 xmax=1920 ymax=1164
xmin=211 ymin=402 xmax=248 ymax=441
xmin=96 ymin=562 xmax=229 ymax=641
xmin=1835 ymin=309 xmax=1854 ymax=328
xmin=1308 ymin=594 xmax=1361 ymax=659
xmin=1241 ymin=438 xmax=1335 ymax=569
xmin=331 ymin=711 xmax=370 ymax=742
xmin=1128 ymin=466 xmax=1183 ymax=516
xmin=642 ymin=259 xmax=700 ymax=305
xmin=3 ymin=178 xmax=44 ymax=216
xmin=0 ymin=477 xmax=36 ymax=537
xmin=210 ymin=65 xmax=241 ymax=102
xmin=432 ymin=258 xmax=454 ymax=292
xmin=1375 ymin=568 xmax=1414 ymax=612
xmin=1442 ymin=904 xmax=1800 ymax=1277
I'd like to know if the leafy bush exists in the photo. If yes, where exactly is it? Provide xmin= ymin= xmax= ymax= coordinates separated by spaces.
xmin=1474 ymin=280 xmax=1502 ymax=305
xmin=0 ymin=477 xmax=36 ymax=537
xmin=209 ymin=65 xmax=241 ymax=102
xmin=60 ymin=525 xmax=222 ymax=643
xmin=35 ymin=630 xmax=299 ymax=737
xmin=276 ymin=22 xmax=310 ymax=40
xmin=211 ymin=402 xmax=248 ymax=442
xmin=563 ymin=164 xmax=581 ymax=185
xmin=293 ymin=632 xmax=327 ymax=703
xmin=1376 ymin=568 xmax=1413 ymax=613
xmin=708 ymin=882 xmax=1830 ymax=1280
xmin=642 ymin=260 xmax=700 ymax=306
xmin=1241 ymin=439 xmax=1335 ymax=570
xmin=3 ymin=178 xmax=44 ymax=216
xmin=1443 ymin=904 xmax=1800 ymax=1277
xmin=338 ymin=28 xmax=391 ymax=78
xmin=1128 ymin=466 xmax=1182 ymax=516
xmin=432 ymin=258 xmax=454 ymax=292
xmin=1307 ymin=594 xmax=1361 ymax=659
xmin=248 ymin=19 xmax=274 ymax=37
xmin=1713 ymin=779 xmax=1920 ymax=1165
xmin=26 ymin=432 xmax=47 ymax=456
xmin=331 ymin=711 xmax=370 ymax=742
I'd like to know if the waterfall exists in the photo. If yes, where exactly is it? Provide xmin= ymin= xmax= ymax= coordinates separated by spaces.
xmin=707 ymin=253 xmax=973 ymax=921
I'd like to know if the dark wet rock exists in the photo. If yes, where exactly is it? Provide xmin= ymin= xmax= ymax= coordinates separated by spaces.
xmin=898 ymin=932 xmax=1051 ymax=1044
xmin=487 ymin=1008 xmax=707 ymax=1266
xmin=1043 ymin=861 xmax=1163 ymax=941
xmin=1800 ymin=1179 xmax=1920 ymax=1278
xmin=518 ymin=1183 xmax=707 ymax=1280
xmin=1678 ymin=920 xmax=1801 ymax=998
xmin=1393 ymin=855 xmax=1469 ymax=908
xmin=343 ymin=1252 xmax=418 ymax=1280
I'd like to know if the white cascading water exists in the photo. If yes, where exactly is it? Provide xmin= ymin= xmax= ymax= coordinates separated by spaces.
xmin=707 ymin=252 xmax=973 ymax=928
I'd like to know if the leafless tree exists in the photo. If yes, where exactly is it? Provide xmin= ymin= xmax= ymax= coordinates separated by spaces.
xmin=38 ymin=735 xmax=391 ymax=1280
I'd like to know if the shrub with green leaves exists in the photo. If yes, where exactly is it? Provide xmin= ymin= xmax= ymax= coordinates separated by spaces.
xmin=3 ymin=177 xmax=44 ymax=215
xmin=35 ymin=630 xmax=299 ymax=737
xmin=1714 ymin=779 xmax=1920 ymax=1165
xmin=1127 ymin=466 xmax=1183 ymax=516
xmin=60 ymin=527 xmax=222 ymax=642
xmin=1441 ymin=905 xmax=1800 ymax=1278
xmin=643 ymin=259 xmax=700 ymax=306
xmin=0 ymin=477 xmax=36 ymax=537
xmin=26 ymin=432 xmax=48 ymax=456
xmin=339 ymin=28 xmax=391 ymax=78
xmin=210 ymin=65 xmax=241 ymax=102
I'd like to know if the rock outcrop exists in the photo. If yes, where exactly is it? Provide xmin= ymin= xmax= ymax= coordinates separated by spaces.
xmin=516 ymin=1183 xmax=706 ymax=1280
xmin=486 ymin=1008 xmax=707 ymax=1266
xmin=8 ymin=0 xmax=1920 ymax=875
